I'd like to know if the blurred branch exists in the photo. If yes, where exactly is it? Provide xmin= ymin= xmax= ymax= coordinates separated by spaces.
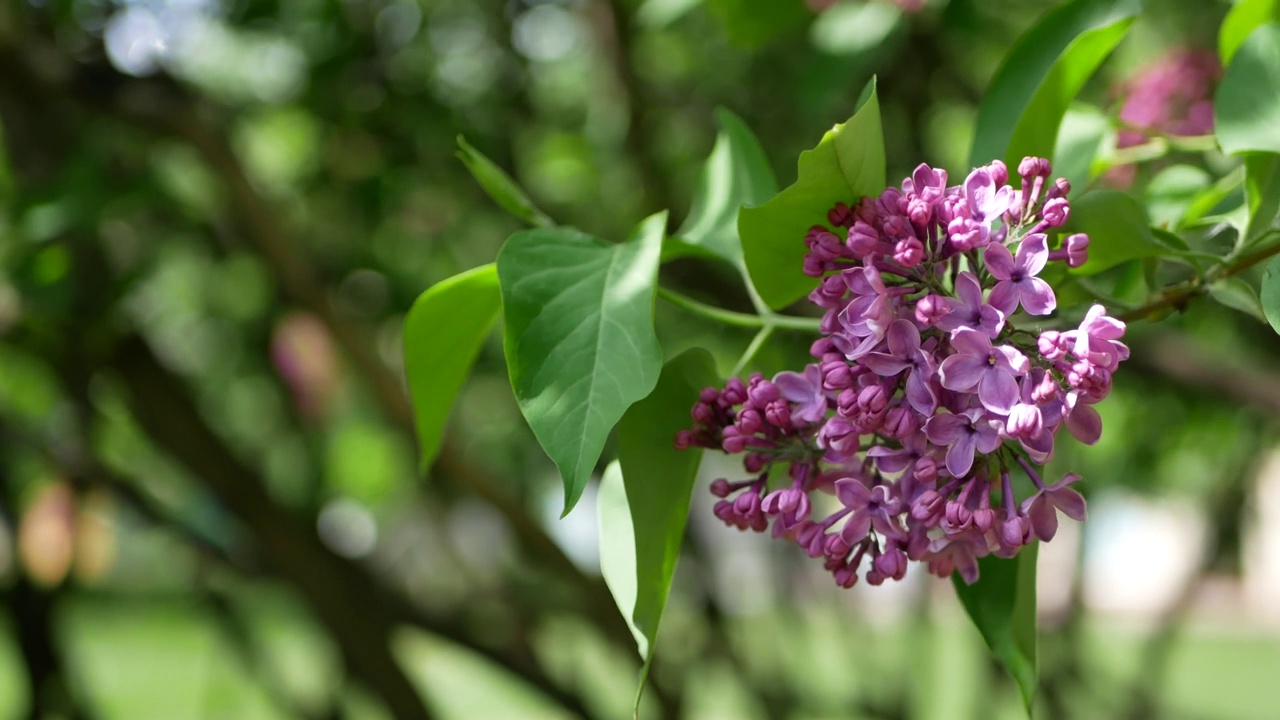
xmin=1127 ymin=331 xmax=1280 ymax=417
xmin=0 ymin=31 xmax=677 ymax=703
xmin=1119 ymin=233 xmax=1280 ymax=323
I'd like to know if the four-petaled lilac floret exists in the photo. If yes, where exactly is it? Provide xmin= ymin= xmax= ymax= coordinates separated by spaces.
xmin=984 ymin=233 xmax=1057 ymax=316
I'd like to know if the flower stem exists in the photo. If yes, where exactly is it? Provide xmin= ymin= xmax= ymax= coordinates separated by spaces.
xmin=656 ymin=287 xmax=823 ymax=332
xmin=1120 ymin=230 xmax=1280 ymax=322
xmin=731 ymin=326 xmax=775 ymax=376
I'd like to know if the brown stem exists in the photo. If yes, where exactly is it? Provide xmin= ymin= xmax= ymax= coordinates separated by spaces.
xmin=1119 ymin=234 xmax=1280 ymax=322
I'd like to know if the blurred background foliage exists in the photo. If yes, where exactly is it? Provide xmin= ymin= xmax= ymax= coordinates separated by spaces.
xmin=0 ymin=0 xmax=1278 ymax=718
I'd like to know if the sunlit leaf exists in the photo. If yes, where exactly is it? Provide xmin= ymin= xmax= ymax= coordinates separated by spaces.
xmin=1220 ymin=0 xmax=1280 ymax=64
xmin=1061 ymin=191 xmax=1163 ymax=275
xmin=403 ymin=264 xmax=503 ymax=472
xmin=1260 ymin=256 xmax=1280 ymax=335
xmin=1146 ymin=165 xmax=1213 ymax=230
xmin=498 ymin=215 xmax=666 ymax=514
xmin=1052 ymin=104 xmax=1110 ymax=196
xmin=676 ymin=109 xmax=778 ymax=267
xmin=603 ymin=348 xmax=719 ymax=710
xmin=457 ymin=135 xmax=553 ymax=227
xmin=970 ymin=0 xmax=1139 ymax=168
xmin=952 ymin=546 xmax=1039 ymax=715
xmin=1216 ymin=24 xmax=1280 ymax=156
xmin=740 ymin=78 xmax=884 ymax=309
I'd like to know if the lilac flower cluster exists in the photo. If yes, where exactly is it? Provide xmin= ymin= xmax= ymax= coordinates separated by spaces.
xmin=677 ymin=158 xmax=1127 ymax=586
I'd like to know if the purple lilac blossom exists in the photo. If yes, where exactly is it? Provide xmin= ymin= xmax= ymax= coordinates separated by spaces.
xmin=677 ymin=157 xmax=1126 ymax=587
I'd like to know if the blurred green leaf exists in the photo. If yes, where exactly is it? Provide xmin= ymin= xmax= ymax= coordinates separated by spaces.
xmin=705 ymin=0 xmax=810 ymax=47
xmin=1062 ymin=191 xmax=1163 ymax=275
xmin=809 ymin=1 xmax=902 ymax=56
xmin=1146 ymin=165 xmax=1213 ymax=230
xmin=740 ymin=78 xmax=884 ymax=309
xmin=498 ymin=216 xmax=665 ymax=514
xmin=326 ymin=423 xmax=408 ymax=503
xmin=457 ymin=136 xmax=553 ymax=227
xmin=404 ymin=264 xmax=503 ymax=473
xmin=1209 ymin=277 xmax=1268 ymax=322
xmin=604 ymin=348 xmax=718 ymax=709
xmin=1244 ymin=153 xmax=1280 ymax=243
xmin=1216 ymin=24 xmax=1280 ymax=156
xmin=1261 ymin=256 xmax=1280 ymax=335
xmin=953 ymin=545 xmax=1039 ymax=715
xmin=675 ymin=109 xmax=778 ymax=268
xmin=1052 ymin=104 xmax=1110 ymax=196
xmin=1220 ymin=0 xmax=1280 ymax=64
xmin=970 ymin=0 xmax=1139 ymax=168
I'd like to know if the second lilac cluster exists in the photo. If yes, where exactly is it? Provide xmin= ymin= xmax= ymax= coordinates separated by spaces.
xmin=678 ymin=157 xmax=1127 ymax=586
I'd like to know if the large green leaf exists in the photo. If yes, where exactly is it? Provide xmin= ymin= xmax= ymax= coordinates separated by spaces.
xmin=1261 ymin=256 xmax=1280 ymax=335
xmin=1216 ymin=24 xmax=1280 ymax=156
xmin=403 ymin=264 xmax=502 ymax=472
xmin=740 ymin=78 xmax=884 ymax=310
xmin=675 ymin=109 xmax=779 ymax=268
xmin=602 ymin=349 xmax=719 ymax=708
xmin=952 ymin=545 xmax=1039 ymax=715
xmin=1210 ymin=276 xmax=1268 ymax=322
xmin=1060 ymin=190 xmax=1163 ymax=275
xmin=1145 ymin=165 xmax=1213 ymax=230
xmin=969 ymin=0 xmax=1139 ymax=169
xmin=498 ymin=216 xmax=666 ymax=514
xmin=1052 ymin=104 xmax=1110 ymax=196
xmin=457 ymin=136 xmax=552 ymax=227
xmin=1220 ymin=0 xmax=1280 ymax=64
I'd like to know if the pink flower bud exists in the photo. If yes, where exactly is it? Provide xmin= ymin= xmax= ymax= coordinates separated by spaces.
xmin=915 ymin=294 xmax=951 ymax=327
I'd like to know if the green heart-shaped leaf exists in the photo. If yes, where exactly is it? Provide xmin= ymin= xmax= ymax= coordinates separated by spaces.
xmin=498 ymin=215 xmax=666 ymax=514
xmin=601 ymin=348 xmax=719 ymax=711
xmin=740 ymin=78 xmax=884 ymax=310
xmin=1216 ymin=24 xmax=1280 ymax=156
xmin=675 ymin=109 xmax=779 ymax=268
xmin=970 ymin=0 xmax=1139 ymax=169
xmin=953 ymin=546 xmax=1039 ymax=716
xmin=403 ymin=264 xmax=502 ymax=472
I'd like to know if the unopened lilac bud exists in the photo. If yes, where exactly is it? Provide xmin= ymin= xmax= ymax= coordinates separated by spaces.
xmin=1041 ymin=197 xmax=1070 ymax=227
xmin=738 ymin=409 xmax=763 ymax=435
xmin=1006 ymin=403 xmax=1043 ymax=439
xmin=847 ymin=221 xmax=879 ymax=256
xmin=1033 ymin=372 xmax=1060 ymax=404
xmin=828 ymin=202 xmax=855 ymax=228
xmin=691 ymin=402 xmax=713 ymax=424
xmin=911 ymin=490 xmax=945 ymax=523
xmin=810 ymin=337 xmax=836 ymax=358
xmin=939 ymin=195 xmax=967 ymax=224
xmin=722 ymin=378 xmax=747 ymax=405
xmin=710 ymin=478 xmax=733 ymax=497
xmin=721 ymin=427 xmax=748 ymax=453
xmin=989 ymin=159 xmax=1009 ymax=185
xmin=793 ymin=523 xmax=822 ymax=557
xmin=945 ymin=501 xmax=973 ymax=530
xmin=1038 ymin=330 xmax=1068 ymax=360
xmin=894 ymin=237 xmax=925 ymax=267
xmin=1065 ymin=233 xmax=1089 ymax=268
xmin=821 ymin=360 xmax=853 ymax=390
xmin=907 ymin=196 xmax=932 ymax=226
xmin=1047 ymin=177 xmax=1071 ymax=200
xmin=675 ymin=430 xmax=695 ymax=450
xmin=883 ymin=405 xmax=918 ymax=439
xmin=764 ymin=399 xmax=791 ymax=428
xmin=914 ymin=456 xmax=938 ymax=484
xmin=1019 ymin=156 xmax=1051 ymax=179
xmin=747 ymin=379 xmax=779 ymax=406
xmin=915 ymin=294 xmax=951 ymax=327
xmin=999 ymin=515 xmax=1029 ymax=548
xmin=874 ymin=547 xmax=908 ymax=581
xmin=859 ymin=385 xmax=888 ymax=413
xmin=834 ymin=566 xmax=858 ymax=588
xmin=972 ymin=507 xmax=998 ymax=533
xmin=824 ymin=534 xmax=850 ymax=559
